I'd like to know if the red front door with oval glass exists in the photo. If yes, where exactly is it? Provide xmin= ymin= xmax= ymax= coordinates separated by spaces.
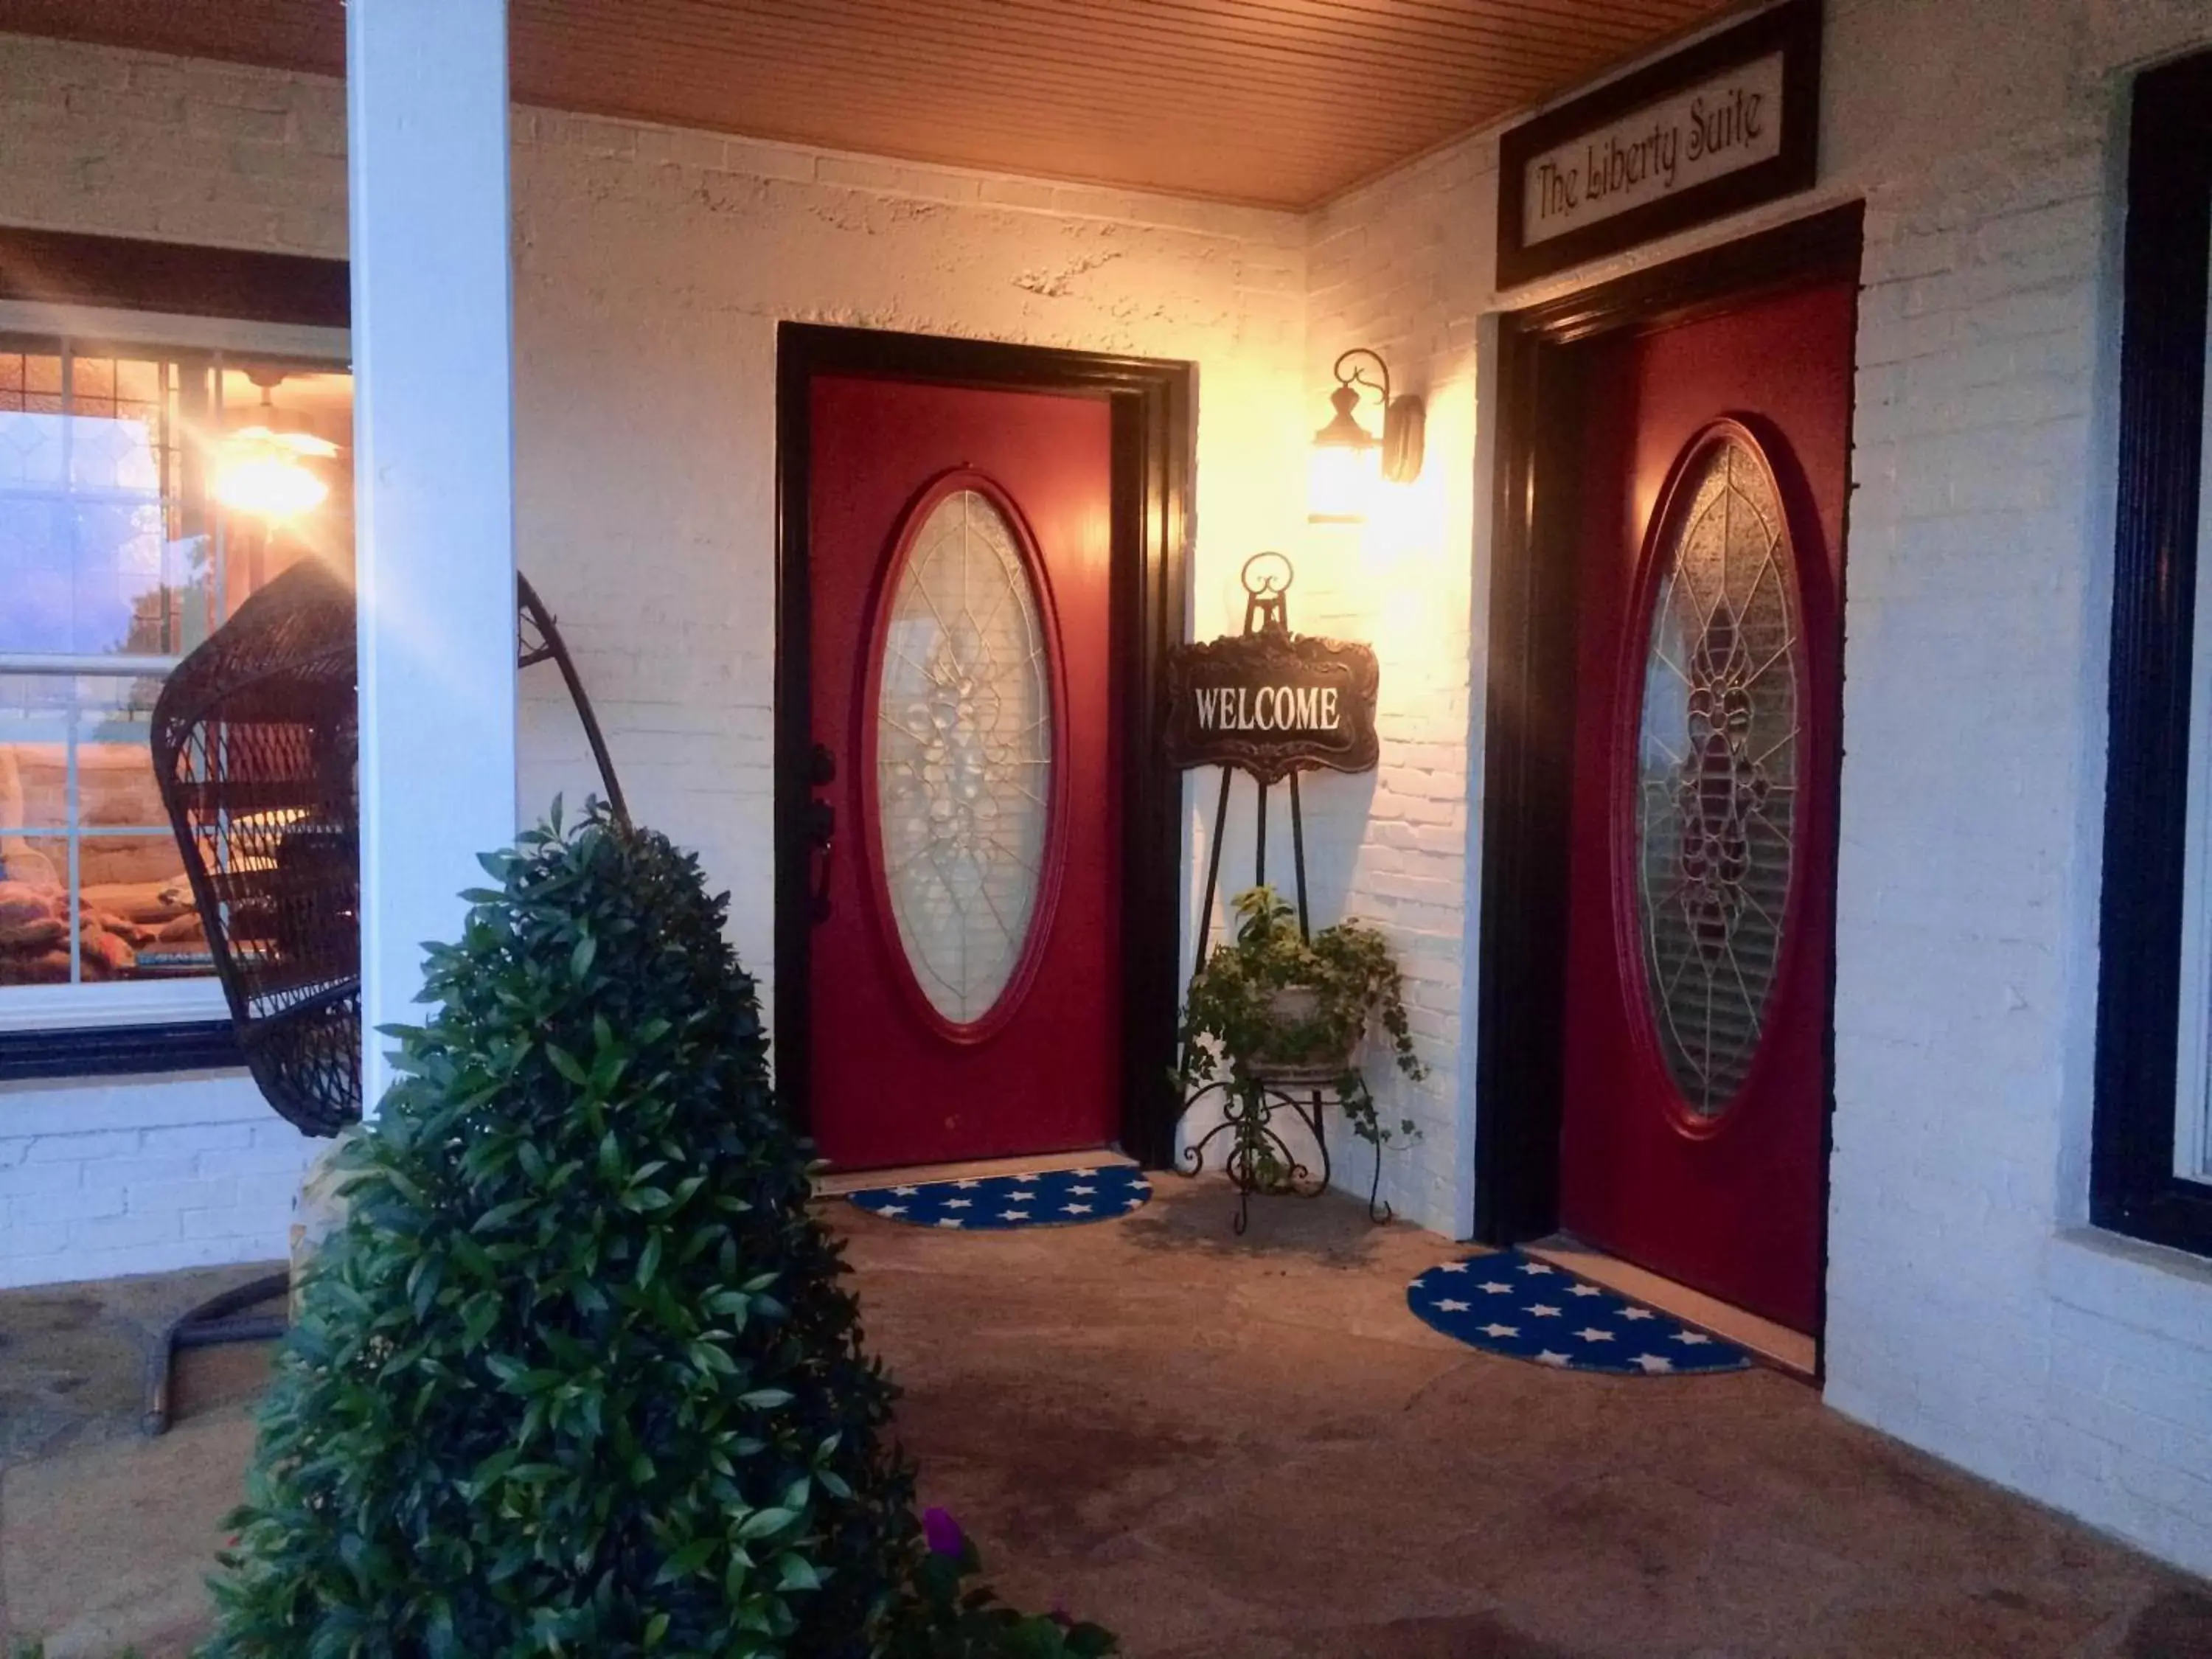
xmin=806 ymin=375 xmax=1119 ymax=1170
xmin=1558 ymin=279 xmax=1854 ymax=1335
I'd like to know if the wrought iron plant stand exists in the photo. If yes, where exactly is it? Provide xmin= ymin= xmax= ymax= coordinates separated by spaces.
xmin=1170 ymin=554 xmax=1388 ymax=1234
xmin=139 ymin=563 xmax=625 ymax=1433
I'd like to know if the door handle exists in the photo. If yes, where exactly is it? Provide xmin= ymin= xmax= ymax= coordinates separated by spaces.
xmin=804 ymin=795 xmax=835 ymax=924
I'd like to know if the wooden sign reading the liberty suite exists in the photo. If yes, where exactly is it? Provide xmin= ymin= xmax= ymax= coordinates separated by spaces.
xmin=1495 ymin=0 xmax=1820 ymax=288
xmin=1162 ymin=629 xmax=1380 ymax=785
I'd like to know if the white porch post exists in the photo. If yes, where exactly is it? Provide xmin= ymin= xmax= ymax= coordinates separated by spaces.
xmin=347 ymin=1 xmax=519 ymax=1109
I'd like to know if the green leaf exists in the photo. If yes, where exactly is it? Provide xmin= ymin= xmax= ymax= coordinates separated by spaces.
xmin=655 ymin=1537 xmax=717 ymax=1583
xmin=735 ymin=1506 xmax=796 ymax=1542
xmin=776 ymin=1552 xmax=821 ymax=1591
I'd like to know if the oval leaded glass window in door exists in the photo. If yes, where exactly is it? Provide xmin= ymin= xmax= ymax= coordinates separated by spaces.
xmin=1630 ymin=425 xmax=1804 ymax=1119
xmin=871 ymin=479 xmax=1057 ymax=1029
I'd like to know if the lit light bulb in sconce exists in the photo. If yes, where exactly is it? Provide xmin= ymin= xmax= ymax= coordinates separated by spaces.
xmin=1308 ymin=418 xmax=1383 ymax=524
xmin=1308 ymin=347 xmax=1424 ymax=527
xmin=215 ymin=375 xmax=339 ymax=522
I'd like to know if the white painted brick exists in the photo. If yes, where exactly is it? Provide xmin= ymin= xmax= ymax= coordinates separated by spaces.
xmin=25 ymin=1130 xmax=139 ymax=1162
xmin=0 ymin=1222 xmax=68 ymax=1262
xmin=138 ymin=1122 xmax=257 ymax=1156
xmin=0 ymin=1158 xmax=77 ymax=1197
xmin=68 ymin=1207 xmax=177 ymax=1251
xmin=11 ymin=1181 xmax=124 ymax=1226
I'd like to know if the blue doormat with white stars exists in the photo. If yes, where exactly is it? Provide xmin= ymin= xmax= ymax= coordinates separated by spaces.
xmin=1405 ymin=1248 xmax=1753 ymax=1376
xmin=845 ymin=1164 xmax=1151 ymax=1230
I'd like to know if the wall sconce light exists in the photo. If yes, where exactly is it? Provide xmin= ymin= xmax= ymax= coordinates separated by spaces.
xmin=1309 ymin=347 xmax=1425 ymax=524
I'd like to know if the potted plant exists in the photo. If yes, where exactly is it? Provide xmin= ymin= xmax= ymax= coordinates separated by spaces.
xmin=1177 ymin=884 xmax=1423 ymax=1214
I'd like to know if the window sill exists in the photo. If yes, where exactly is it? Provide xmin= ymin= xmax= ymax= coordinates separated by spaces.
xmin=0 ymin=1020 xmax=245 ymax=1084
xmin=2045 ymin=1227 xmax=2212 ymax=1353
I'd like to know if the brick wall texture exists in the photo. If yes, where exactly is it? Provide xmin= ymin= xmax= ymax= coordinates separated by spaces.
xmin=4 ymin=0 xmax=2212 ymax=1580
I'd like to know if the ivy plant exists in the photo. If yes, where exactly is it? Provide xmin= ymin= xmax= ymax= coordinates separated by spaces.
xmin=1175 ymin=885 xmax=1424 ymax=1192
xmin=199 ymin=801 xmax=1113 ymax=1659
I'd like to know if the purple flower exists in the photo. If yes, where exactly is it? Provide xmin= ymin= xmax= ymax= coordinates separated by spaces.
xmin=922 ymin=1506 xmax=964 ymax=1558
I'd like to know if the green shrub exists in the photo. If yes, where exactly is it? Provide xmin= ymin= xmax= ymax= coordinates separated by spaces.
xmin=200 ymin=804 xmax=1111 ymax=1658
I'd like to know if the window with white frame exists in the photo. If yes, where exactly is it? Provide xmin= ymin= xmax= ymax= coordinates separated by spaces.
xmin=0 ymin=328 xmax=352 ymax=1032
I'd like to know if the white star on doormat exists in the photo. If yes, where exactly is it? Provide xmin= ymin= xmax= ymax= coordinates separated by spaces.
xmin=1436 ymin=1262 xmax=1470 ymax=1273
xmin=1008 ymin=1189 xmax=1037 ymax=1201
xmin=1071 ymin=1185 xmax=1096 ymax=1194
xmin=878 ymin=1205 xmax=907 ymax=1217
xmin=1062 ymin=1203 xmax=1092 ymax=1215
xmin=1527 ymin=1304 xmax=1561 ymax=1318
xmin=1534 ymin=1350 xmax=1573 ymax=1368
xmin=891 ymin=1186 xmax=919 ymax=1196
xmin=1568 ymin=1284 xmax=1604 ymax=1298
xmin=1619 ymin=1307 xmax=1655 ymax=1321
xmin=1519 ymin=1262 xmax=1554 ymax=1275
xmin=1574 ymin=1327 xmax=1615 ymax=1343
xmin=1071 ymin=1168 xmax=1096 ymax=1176
xmin=1000 ymin=1210 xmax=1029 ymax=1222
xmin=1434 ymin=1298 xmax=1471 ymax=1313
xmin=935 ymin=1219 xmax=964 ymax=1229
xmin=953 ymin=1179 xmax=982 ymax=1189
xmin=1630 ymin=1354 xmax=1674 ymax=1374
xmin=943 ymin=1199 xmax=972 ymax=1209
xmin=1671 ymin=1331 xmax=1714 ymax=1346
xmin=1478 ymin=1323 xmax=1519 ymax=1338
xmin=1478 ymin=1281 xmax=1514 ymax=1294
xmin=1124 ymin=1197 xmax=1144 ymax=1208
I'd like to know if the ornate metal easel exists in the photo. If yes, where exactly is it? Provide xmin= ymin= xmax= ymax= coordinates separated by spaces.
xmin=1172 ymin=553 xmax=1388 ymax=1234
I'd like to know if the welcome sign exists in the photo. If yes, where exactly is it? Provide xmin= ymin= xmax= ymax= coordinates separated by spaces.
xmin=1497 ymin=0 xmax=1820 ymax=288
xmin=1161 ymin=628 xmax=1380 ymax=785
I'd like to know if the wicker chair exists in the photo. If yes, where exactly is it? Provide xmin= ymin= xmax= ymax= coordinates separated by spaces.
xmin=140 ymin=562 xmax=622 ymax=1430
xmin=150 ymin=560 xmax=625 ymax=1138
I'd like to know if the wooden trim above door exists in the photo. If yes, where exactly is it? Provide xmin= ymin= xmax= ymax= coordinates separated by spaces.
xmin=1473 ymin=202 xmax=1865 ymax=1264
xmin=773 ymin=324 xmax=1192 ymax=1169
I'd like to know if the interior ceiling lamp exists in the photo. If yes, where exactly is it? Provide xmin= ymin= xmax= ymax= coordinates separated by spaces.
xmin=1309 ymin=347 xmax=1425 ymax=524
xmin=215 ymin=369 xmax=339 ymax=521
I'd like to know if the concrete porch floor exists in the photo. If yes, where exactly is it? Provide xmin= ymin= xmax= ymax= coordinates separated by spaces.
xmin=2 ymin=1177 xmax=2208 ymax=1658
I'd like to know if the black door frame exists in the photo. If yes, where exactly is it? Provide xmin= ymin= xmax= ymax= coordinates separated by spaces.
xmin=773 ymin=323 xmax=1192 ymax=1169
xmin=1472 ymin=206 xmax=1865 ymax=1322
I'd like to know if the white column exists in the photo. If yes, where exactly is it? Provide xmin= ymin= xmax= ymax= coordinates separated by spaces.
xmin=348 ymin=0 xmax=518 ymax=1109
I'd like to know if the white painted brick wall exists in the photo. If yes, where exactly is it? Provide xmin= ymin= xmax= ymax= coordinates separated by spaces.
xmin=1298 ymin=133 xmax=1497 ymax=1237
xmin=0 ymin=1073 xmax=311 ymax=1289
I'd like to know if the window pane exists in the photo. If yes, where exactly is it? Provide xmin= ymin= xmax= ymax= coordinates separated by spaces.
xmin=0 ymin=673 xmax=206 ymax=987
xmin=0 ymin=349 xmax=195 ymax=658
xmin=0 ymin=673 xmax=71 ymax=829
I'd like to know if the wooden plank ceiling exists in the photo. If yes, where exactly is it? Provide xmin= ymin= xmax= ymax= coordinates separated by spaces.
xmin=0 ymin=0 xmax=1738 ymax=208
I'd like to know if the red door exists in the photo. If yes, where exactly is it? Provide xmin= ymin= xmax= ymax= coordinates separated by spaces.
xmin=1557 ymin=278 xmax=1855 ymax=1335
xmin=804 ymin=374 xmax=1121 ymax=1170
